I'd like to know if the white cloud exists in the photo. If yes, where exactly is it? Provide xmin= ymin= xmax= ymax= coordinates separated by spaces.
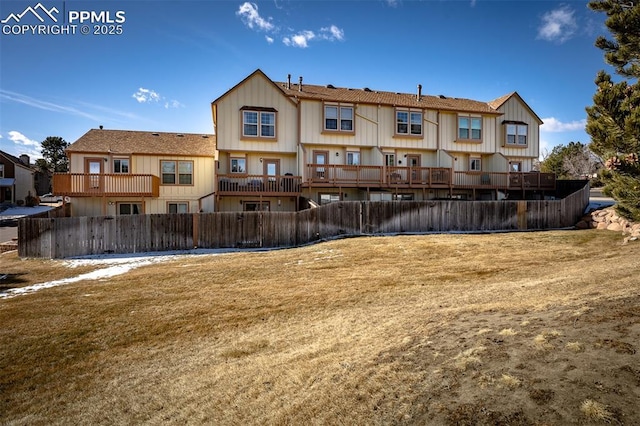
xmin=236 ymin=2 xmax=274 ymax=31
xmin=385 ymin=0 xmax=400 ymax=7
xmin=164 ymin=100 xmax=184 ymax=109
xmin=537 ymin=5 xmax=577 ymax=43
xmin=540 ymin=117 xmax=586 ymax=132
xmin=283 ymin=30 xmax=315 ymax=48
xmin=265 ymin=35 xmax=274 ymax=44
xmin=0 ymin=89 xmax=101 ymax=121
xmin=132 ymin=88 xmax=161 ymax=103
xmin=8 ymin=130 xmax=40 ymax=148
xmin=6 ymin=131 xmax=43 ymax=159
xmin=320 ymin=25 xmax=344 ymax=41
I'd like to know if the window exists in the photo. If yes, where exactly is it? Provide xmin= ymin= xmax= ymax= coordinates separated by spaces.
xmin=393 ymin=194 xmax=414 ymax=201
xmin=470 ymin=157 xmax=482 ymax=171
xmin=118 ymin=202 xmax=142 ymax=215
xmin=510 ymin=161 xmax=522 ymax=172
xmin=506 ymin=123 xmax=528 ymax=146
xmin=113 ymin=158 xmax=129 ymax=174
xmin=0 ymin=164 xmax=4 ymax=178
xmin=168 ymin=202 xmax=189 ymax=214
xmin=347 ymin=152 xmax=360 ymax=165
xmin=458 ymin=116 xmax=482 ymax=141
xmin=161 ymin=160 xmax=193 ymax=185
xmin=385 ymin=153 xmax=396 ymax=166
xmin=396 ymin=110 xmax=422 ymax=136
xmin=243 ymin=201 xmax=270 ymax=211
xmin=242 ymin=109 xmax=276 ymax=139
xmin=319 ymin=193 xmax=341 ymax=205
xmin=231 ymin=158 xmax=246 ymax=173
xmin=324 ymin=104 xmax=354 ymax=132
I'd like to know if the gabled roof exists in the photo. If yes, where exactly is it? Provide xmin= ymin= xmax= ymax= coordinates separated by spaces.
xmin=488 ymin=92 xmax=543 ymax=124
xmin=0 ymin=150 xmax=31 ymax=169
xmin=211 ymin=69 xmax=297 ymax=107
xmin=67 ymin=129 xmax=216 ymax=157
xmin=275 ymin=81 xmax=502 ymax=115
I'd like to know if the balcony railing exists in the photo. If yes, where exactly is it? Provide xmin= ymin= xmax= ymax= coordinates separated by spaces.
xmin=53 ymin=173 xmax=160 ymax=197
xmin=453 ymin=172 xmax=556 ymax=190
xmin=217 ymin=174 xmax=302 ymax=195
xmin=305 ymin=164 xmax=452 ymax=187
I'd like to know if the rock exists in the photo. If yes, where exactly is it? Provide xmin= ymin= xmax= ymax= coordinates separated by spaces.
xmin=575 ymin=221 xmax=590 ymax=229
xmin=607 ymin=222 xmax=623 ymax=232
xmin=597 ymin=222 xmax=609 ymax=230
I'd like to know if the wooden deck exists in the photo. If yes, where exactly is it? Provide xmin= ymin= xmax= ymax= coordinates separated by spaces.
xmin=52 ymin=173 xmax=160 ymax=197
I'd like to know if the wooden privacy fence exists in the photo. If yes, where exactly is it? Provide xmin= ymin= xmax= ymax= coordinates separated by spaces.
xmin=19 ymin=184 xmax=590 ymax=259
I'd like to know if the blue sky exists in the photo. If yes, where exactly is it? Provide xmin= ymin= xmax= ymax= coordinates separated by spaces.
xmin=0 ymin=0 xmax=612 ymax=161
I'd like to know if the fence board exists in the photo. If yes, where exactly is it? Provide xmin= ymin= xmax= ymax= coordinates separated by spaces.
xmin=18 ymin=183 xmax=590 ymax=258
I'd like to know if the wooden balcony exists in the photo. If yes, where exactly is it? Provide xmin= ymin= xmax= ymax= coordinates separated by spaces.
xmin=53 ymin=173 xmax=160 ymax=197
xmin=304 ymin=165 xmax=555 ymax=191
xmin=453 ymin=172 xmax=556 ymax=190
xmin=305 ymin=165 xmax=451 ymax=188
xmin=217 ymin=174 xmax=302 ymax=196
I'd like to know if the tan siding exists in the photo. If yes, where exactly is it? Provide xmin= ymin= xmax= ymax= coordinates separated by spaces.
xmin=496 ymin=97 xmax=540 ymax=162
xmin=216 ymin=72 xmax=297 ymax=153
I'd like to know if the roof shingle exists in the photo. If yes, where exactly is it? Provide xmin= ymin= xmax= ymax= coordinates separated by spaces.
xmin=67 ymin=129 xmax=216 ymax=157
xmin=275 ymin=82 xmax=502 ymax=115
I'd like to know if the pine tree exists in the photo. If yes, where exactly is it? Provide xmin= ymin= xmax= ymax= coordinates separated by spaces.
xmin=40 ymin=136 xmax=70 ymax=173
xmin=586 ymin=0 xmax=640 ymax=221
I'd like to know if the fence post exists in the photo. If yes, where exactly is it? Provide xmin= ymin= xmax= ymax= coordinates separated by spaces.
xmin=193 ymin=213 xmax=199 ymax=248
xmin=517 ymin=201 xmax=527 ymax=230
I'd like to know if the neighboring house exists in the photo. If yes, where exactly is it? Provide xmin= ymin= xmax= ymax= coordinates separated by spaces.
xmin=211 ymin=69 xmax=552 ymax=212
xmin=0 ymin=150 xmax=37 ymax=205
xmin=52 ymin=129 xmax=216 ymax=216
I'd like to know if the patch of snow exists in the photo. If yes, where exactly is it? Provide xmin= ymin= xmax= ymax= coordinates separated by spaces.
xmin=1 ymin=247 xmax=273 ymax=299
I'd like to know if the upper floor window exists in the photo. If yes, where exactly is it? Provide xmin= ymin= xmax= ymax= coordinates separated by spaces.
xmin=231 ymin=158 xmax=246 ymax=173
xmin=241 ymin=108 xmax=276 ymax=139
xmin=396 ymin=110 xmax=422 ymax=136
xmin=458 ymin=116 xmax=482 ymax=141
xmin=0 ymin=164 xmax=4 ymax=178
xmin=347 ymin=152 xmax=360 ymax=166
xmin=161 ymin=160 xmax=193 ymax=185
xmin=113 ymin=158 xmax=129 ymax=174
xmin=506 ymin=123 xmax=528 ymax=146
xmin=324 ymin=104 xmax=354 ymax=132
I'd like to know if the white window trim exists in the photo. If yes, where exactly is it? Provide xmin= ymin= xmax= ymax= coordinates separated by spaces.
xmin=505 ymin=123 xmax=528 ymax=147
xmin=458 ymin=115 xmax=482 ymax=141
xmin=395 ymin=108 xmax=423 ymax=136
xmin=242 ymin=109 xmax=277 ymax=139
xmin=323 ymin=103 xmax=354 ymax=133
xmin=469 ymin=157 xmax=482 ymax=171
xmin=113 ymin=158 xmax=130 ymax=174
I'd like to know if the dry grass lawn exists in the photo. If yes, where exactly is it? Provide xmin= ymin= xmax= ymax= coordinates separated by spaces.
xmin=1 ymin=230 xmax=639 ymax=425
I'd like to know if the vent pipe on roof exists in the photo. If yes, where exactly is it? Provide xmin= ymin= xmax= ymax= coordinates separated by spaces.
xmin=287 ymin=74 xmax=291 ymax=90
xmin=417 ymin=84 xmax=422 ymax=101
xmin=298 ymin=76 xmax=303 ymax=92
xmin=99 ymin=125 xmax=103 ymax=130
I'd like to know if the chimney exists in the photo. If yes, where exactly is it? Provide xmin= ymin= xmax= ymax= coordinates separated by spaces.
xmin=417 ymin=84 xmax=422 ymax=101
xmin=287 ymin=74 xmax=291 ymax=90
xmin=298 ymin=76 xmax=303 ymax=92
xmin=19 ymin=154 xmax=30 ymax=166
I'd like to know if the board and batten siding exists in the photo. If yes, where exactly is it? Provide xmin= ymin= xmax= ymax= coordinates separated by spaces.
xmin=495 ymin=96 xmax=540 ymax=162
xmin=438 ymin=112 xmax=498 ymax=154
xmin=215 ymin=72 xmax=298 ymax=153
